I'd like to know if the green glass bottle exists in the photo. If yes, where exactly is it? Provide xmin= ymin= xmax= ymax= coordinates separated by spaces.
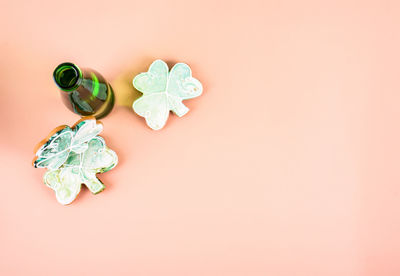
xmin=53 ymin=62 xmax=114 ymax=119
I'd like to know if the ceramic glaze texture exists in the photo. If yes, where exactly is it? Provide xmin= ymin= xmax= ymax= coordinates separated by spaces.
xmin=33 ymin=119 xmax=118 ymax=205
xmin=132 ymin=59 xmax=203 ymax=130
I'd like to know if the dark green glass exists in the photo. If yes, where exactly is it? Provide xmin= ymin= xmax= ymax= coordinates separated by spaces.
xmin=53 ymin=62 xmax=114 ymax=119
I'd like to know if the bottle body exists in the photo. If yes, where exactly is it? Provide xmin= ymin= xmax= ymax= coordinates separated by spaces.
xmin=53 ymin=63 xmax=114 ymax=119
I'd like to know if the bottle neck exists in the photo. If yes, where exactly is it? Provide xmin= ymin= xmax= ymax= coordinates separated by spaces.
xmin=53 ymin=62 xmax=83 ymax=92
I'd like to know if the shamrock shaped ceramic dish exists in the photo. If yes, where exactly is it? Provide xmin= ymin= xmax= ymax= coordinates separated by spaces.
xmin=132 ymin=59 xmax=203 ymax=130
xmin=33 ymin=118 xmax=118 ymax=205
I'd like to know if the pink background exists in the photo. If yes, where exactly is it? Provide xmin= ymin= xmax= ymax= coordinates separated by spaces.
xmin=1 ymin=0 xmax=400 ymax=275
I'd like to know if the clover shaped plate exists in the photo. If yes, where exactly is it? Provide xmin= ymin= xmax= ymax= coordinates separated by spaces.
xmin=33 ymin=117 xmax=118 ymax=205
xmin=132 ymin=59 xmax=203 ymax=130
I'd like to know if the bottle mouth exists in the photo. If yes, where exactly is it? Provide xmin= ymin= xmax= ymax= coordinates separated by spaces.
xmin=53 ymin=62 xmax=81 ymax=90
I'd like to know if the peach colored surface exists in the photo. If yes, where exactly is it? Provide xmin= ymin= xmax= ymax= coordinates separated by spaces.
xmin=1 ymin=0 xmax=399 ymax=275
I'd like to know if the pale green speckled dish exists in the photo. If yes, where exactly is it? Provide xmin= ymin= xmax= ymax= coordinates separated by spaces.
xmin=33 ymin=118 xmax=118 ymax=205
xmin=132 ymin=59 xmax=203 ymax=130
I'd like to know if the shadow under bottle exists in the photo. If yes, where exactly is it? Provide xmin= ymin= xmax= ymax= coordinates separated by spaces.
xmin=53 ymin=62 xmax=114 ymax=119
